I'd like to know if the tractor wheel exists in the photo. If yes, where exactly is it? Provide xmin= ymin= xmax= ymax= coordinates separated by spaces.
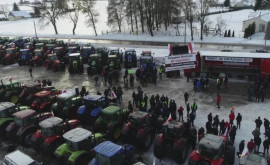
xmin=21 ymin=130 xmax=35 ymax=148
xmin=0 ymin=123 xmax=10 ymax=140
xmin=153 ymin=145 xmax=165 ymax=158
xmin=10 ymin=95 xmax=19 ymax=104
xmin=56 ymin=156 xmax=66 ymax=165
xmin=173 ymin=139 xmax=188 ymax=163
xmin=48 ymin=139 xmax=64 ymax=154
xmin=72 ymin=153 xmax=91 ymax=165
xmin=226 ymin=146 xmax=235 ymax=165
xmin=141 ymin=132 xmax=154 ymax=150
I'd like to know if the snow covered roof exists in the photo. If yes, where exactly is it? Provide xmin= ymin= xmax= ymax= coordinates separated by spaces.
xmin=4 ymin=150 xmax=35 ymax=165
xmin=39 ymin=117 xmax=63 ymax=128
xmin=200 ymin=51 xmax=270 ymax=59
xmin=9 ymin=11 xmax=31 ymax=18
xmin=94 ymin=141 xmax=123 ymax=157
xmin=245 ymin=12 xmax=270 ymax=23
xmin=63 ymin=128 xmax=92 ymax=142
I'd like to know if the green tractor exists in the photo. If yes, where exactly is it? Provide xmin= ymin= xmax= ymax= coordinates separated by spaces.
xmin=51 ymin=91 xmax=83 ymax=119
xmin=54 ymin=127 xmax=105 ymax=165
xmin=0 ymin=102 xmax=28 ymax=140
xmin=0 ymin=81 xmax=23 ymax=104
xmin=107 ymin=55 xmax=121 ymax=82
xmin=68 ymin=53 xmax=83 ymax=74
xmin=94 ymin=106 xmax=130 ymax=141
xmin=87 ymin=54 xmax=103 ymax=75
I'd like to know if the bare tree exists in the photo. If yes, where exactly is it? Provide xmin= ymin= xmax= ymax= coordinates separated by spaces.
xmin=125 ymin=0 xmax=135 ymax=32
xmin=107 ymin=0 xmax=125 ymax=32
xmin=216 ymin=16 xmax=227 ymax=36
xmin=182 ymin=0 xmax=196 ymax=41
xmin=81 ymin=0 xmax=99 ymax=36
xmin=68 ymin=0 xmax=80 ymax=35
xmin=197 ymin=0 xmax=210 ymax=40
xmin=39 ymin=0 xmax=67 ymax=34
xmin=0 ymin=4 xmax=9 ymax=20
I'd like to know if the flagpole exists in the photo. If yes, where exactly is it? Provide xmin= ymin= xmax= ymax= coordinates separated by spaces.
xmin=33 ymin=20 xmax=38 ymax=39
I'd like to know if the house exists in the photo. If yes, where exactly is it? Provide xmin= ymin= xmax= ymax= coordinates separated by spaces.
xmin=242 ymin=13 xmax=270 ymax=33
xmin=8 ymin=11 xmax=31 ymax=21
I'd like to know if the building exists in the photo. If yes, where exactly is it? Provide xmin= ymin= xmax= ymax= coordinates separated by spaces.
xmin=8 ymin=11 xmax=31 ymax=21
xmin=242 ymin=13 xmax=270 ymax=33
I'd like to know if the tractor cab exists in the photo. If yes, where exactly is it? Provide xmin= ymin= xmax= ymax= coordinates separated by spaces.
xmin=83 ymin=95 xmax=106 ymax=108
xmin=0 ymin=37 xmax=9 ymax=45
xmin=24 ymin=42 xmax=34 ymax=51
xmin=128 ymin=111 xmax=151 ymax=129
xmin=47 ymin=54 xmax=58 ymax=62
xmin=124 ymin=49 xmax=137 ymax=68
xmin=108 ymin=48 xmax=122 ymax=61
xmin=13 ymin=109 xmax=38 ymax=127
xmin=68 ymin=53 xmax=83 ymax=73
xmin=81 ymin=43 xmax=93 ymax=49
xmin=35 ymin=43 xmax=45 ymax=50
xmin=107 ymin=55 xmax=120 ymax=72
xmin=54 ymin=47 xmax=64 ymax=60
xmin=81 ymin=47 xmax=93 ymax=63
xmin=33 ymin=49 xmax=43 ymax=59
xmin=0 ymin=82 xmax=22 ymax=103
xmin=0 ymin=102 xmax=17 ymax=118
xmin=46 ymin=44 xmax=56 ymax=53
xmin=48 ymin=38 xmax=56 ymax=44
xmin=39 ymin=117 xmax=64 ymax=137
xmin=66 ymin=47 xmax=78 ymax=57
xmin=31 ymin=49 xmax=44 ymax=66
xmin=140 ymin=51 xmax=153 ymax=67
xmin=56 ymin=40 xmax=65 ymax=47
xmin=18 ymin=49 xmax=32 ymax=65
xmin=162 ymin=120 xmax=185 ymax=139
xmin=19 ymin=83 xmax=42 ymax=105
xmin=91 ymin=141 xmax=135 ymax=165
xmin=31 ymin=90 xmax=61 ymax=111
xmin=2 ymin=48 xmax=18 ymax=64
xmin=87 ymin=54 xmax=103 ymax=74
xmin=3 ymin=150 xmax=42 ymax=165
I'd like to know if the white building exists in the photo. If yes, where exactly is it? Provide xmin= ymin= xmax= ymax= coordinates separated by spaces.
xmin=8 ymin=11 xmax=31 ymax=21
xmin=242 ymin=13 xmax=270 ymax=33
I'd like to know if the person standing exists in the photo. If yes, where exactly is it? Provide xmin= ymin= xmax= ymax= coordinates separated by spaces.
xmin=217 ymin=94 xmax=221 ymax=108
xmin=178 ymin=106 xmax=184 ymax=121
xmin=198 ymin=127 xmax=205 ymax=142
xmin=264 ymin=118 xmax=270 ymax=133
xmin=94 ymin=76 xmax=99 ymax=87
xmin=208 ymin=112 xmax=213 ymax=123
xmin=239 ymin=140 xmax=245 ymax=154
xmin=255 ymin=117 xmax=263 ymax=130
xmin=229 ymin=126 xmax=237 ymax=144
xmin=189 ymin=112 xmax=195 ymax=127
xmin=191 ymin=102 xmax=198 ymax=116
xmin=236 ymin=113 xmax=242 ymax=129
xmin=229 ymin=111 xmax=235 ymax=127
xmin=247 ymin=139 xmax=255 ymax=153
xmin=186 ymin=103 xmax=190 ymax=118
xmin=184 ymin=92 xmax=189 ymax=104
xmin=254 ymin=136 xmax=262 ymax=153
xmin=219 ymin=119 xmax=225 ymax=135
xmin=263 ymin=138 xmax=270 ymax=154
xmin=206 ymin=120 xmax=212 ymax=134
xmin=159 ymin=67 xmax=163 ymax=80
xmin=128 ymin=101 xmax=133 ymax=112
xmin=29 ymin=68 xmax=33 ymax=78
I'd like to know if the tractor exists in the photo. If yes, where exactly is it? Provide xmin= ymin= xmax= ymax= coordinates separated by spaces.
xmin=94 ymin=106 xmax=130 ymax=141
xmin=56 ymin=40 xmax=66 ymax=47
xmin=89 ymin=141 xmax=135 ymax=165
xmin=188 ymin=134 xmax=235 ymax=165
xmin=239 ymin=152 xmax=270 ymax=165
xmin=68 ymin=53 xmax=83 ymax=73
xmin=0 ymin=82 xmax=23 ymax=104
xmin=0 ymin=37 xmax=9 ymax=45
xmin=31 ymin=117 xmax=80 ymax=153
xmin=87 ymin=54 xmax=103 ymax=75
xmin=31 ymin=49 xmax=45 ymax=66
xmin=35 ymin=43 xmax=45 ymax=50
xmin=51 ymin=91 xmax=83 ymax=119
xmin=124 ymin=49 xmax=137 ymax=69
xmin=108 ymin=48 xmax=123 ymax=64
xmin=121 ymin=111 xmax=156 ymax=150
xmin=139 ymin=51 xmax=154 ymax=68
xmin=24 ymin=42 xmax=34 ymax=52
xmin=154 ymin=120 xmax=197 ymax=163
xmin=31 ymin=90 xmax=62 ymax=112
xmin=107 ymin=55 xmax=121 ymax=73
xmin=46 ymin=44 xmax=56 ymax=53
xmin=77 ymin=94 xmax=108 ymax=124
xmin=81 ymin=47 xmax=94 ymax=63
xmin=18 ymin=49 xmax=32 ymax=66
xmin=0 ymin=102 xmax=26 ymax=140
xmin=54 ymin=127 xmax=105 ymax=165
xmin=3 ymin=150 xmax=42 ymax=165
xmin=95 ymin=46 xmax=108 ymax=66
xmin=65 ymin=46 xmax=79 ymax=63
xmin=45 ymin=54 xmax=65 ymax=72
xmin=5 ymin=109 xmax=52 ymax=147
xmin=54 ymin=47 xmax=65 ymax=61
xmin=1 ymin=48 xmax=18 ymax=65
xmin=19 ymin=82 xmax=42 ymax=106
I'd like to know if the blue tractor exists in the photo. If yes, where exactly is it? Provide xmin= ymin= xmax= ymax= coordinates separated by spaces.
xmin=77 ymin=95 xmax=109 ymax=124
xmin=124 ymin=49 xmax=137 ymax=69
xmin=89 ymin=141 xmax=135 ymax=165
xmin=18 ymin=49 xmax=32 ymax=66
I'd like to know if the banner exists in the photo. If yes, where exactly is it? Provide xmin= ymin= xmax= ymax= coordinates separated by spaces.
xmin=205 ymin=56 xmax=253 ymax=63
xmin=165 ymin=54 xmax=196 ymax=72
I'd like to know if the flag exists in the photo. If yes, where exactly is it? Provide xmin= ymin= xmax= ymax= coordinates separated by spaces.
xmin=51 ymin=110 xmax=54 ymax=117
xmin=241 ymin=147 xmax=249 ymax=157
xmin=188 ymin=43 xmax=195 ymax=53
xmin=111 ymin=91 xmax=117 ymax=99
xmin=9 ymin=77 xmax=12 ymax=83
xmin=168 ymin=44 xmax=173 ymax=54
xmin=153 ymin=158 xmax=155 ymax=165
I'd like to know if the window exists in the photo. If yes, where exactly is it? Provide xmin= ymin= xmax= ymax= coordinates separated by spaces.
xmin=259 ymin=24 xmax=266 ymax=32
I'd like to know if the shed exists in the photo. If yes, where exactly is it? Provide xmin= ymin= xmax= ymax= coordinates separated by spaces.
xmin=8 ymin=11 xmax=31 ymax=21
xmin=243 ymin=13 xmax=270 ymax=33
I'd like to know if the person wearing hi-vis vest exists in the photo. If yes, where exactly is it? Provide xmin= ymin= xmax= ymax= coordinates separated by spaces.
xmin=140 ymin=101 xmax=146 ymax=111
xmin=159 ymin=67 xmax=163 ymax=80
xmin=128 ymin=68 xmax=133 ymax=75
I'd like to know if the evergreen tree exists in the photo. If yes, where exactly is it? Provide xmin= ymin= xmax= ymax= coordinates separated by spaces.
xmin=13 ymin=3 xmax=20 ymax=11
xmin=228 ymin=29 xmax=231 ymax=37
xmin=251 ymin=22 xmax=256 ymax=35
xmin=232 ymin=30 xmax=235 ymax=37
xmin=224 ymin=30 xmax=227 ymax=37
xmin=244 ymin=28 xmax=248 ymax=38
xmin=254 ymin=0 xmax=262 ymax=11
xmin=224 ymin=0 xmax=230 ymax=7
xmin=34 ymin=6 xmax=40 ymax=17
xmin=265 ymin=22 xmax=270 ymax=40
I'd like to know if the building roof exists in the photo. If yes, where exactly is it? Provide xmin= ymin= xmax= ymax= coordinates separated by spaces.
xmin=200 ymin=51 xmax=270 ymax=59
xmin=0 ymin=102 xmax=15 ymax=111
xmin=13 ymin=109 xmax=36 ymax=119
xmin=4 ymin=150 xmax=35 ymax=165
xmin=63 ymin=128 xmax=92 ymax=142
xmin=9 ymin=11 xmax=31 ymax=18
xmin=244 ymin=12 xmax=270 ymax=23
xmin=39 ymin=117 xmax=63 ymax=129
xmin=94 ymin=141 xmax=123 ymax=157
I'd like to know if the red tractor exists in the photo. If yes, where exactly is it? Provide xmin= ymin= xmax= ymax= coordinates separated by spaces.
xmin=31 ymin=117 xmax=80 ymax=154
xmin=45 ymin=54 xmax=65 ymax=72
xmin=188 ymin=134 xmax=235 ymax=165
xmin=5 ymin=109 xmax=52 ymax=147
xmin=31 ymin=49 xmax=45 ymax=66
xmin=31 ymin=90 xmax=62 ymax=112
xmin=154 ymin=120 xmax=197 ymax=163
xmin=19 ymin=82 xmax=42 ymax=106
xmin=121 ymin=111 xmax=156 ymax=150
xmin=1 ymin=48 xmax=18 ymax=65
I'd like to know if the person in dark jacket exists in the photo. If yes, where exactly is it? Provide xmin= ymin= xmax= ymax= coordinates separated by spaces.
xmin=239 ymin=140 xmax=245 ymax=154
xmin=206 ymin=121 xmax=212 ymax=134
xmin=189 ymin=112 xmax=195 ymax=127
xmin=254 ymin=136 xmax=262 ymax=153
xmin=264 ymin=118 xmax=270 ymax=133
xmin=184 ymin=92 xmax=189 ymax=103
xmin=128 ymin=101 xmax=133 ymax=112
xmin=186 ymin=103 xmax=190 ymax=118
xmin=178 ymin=106 xmax=184 ymax=121
xmin=208 ymin=113 xmax=213 ymax=123
xmin=219 ymin=119 xmax=225 ymax=135
xmin=255 ymin=117 xmax=263 ymax=130
xmin=229 ymin=126 xmax=237 ymax=144
xmin=236 ymin=113 xmax=242 ymax=129
xmin=217 ymin=94 xmax=221 ymax=108
xmin=263 ymin=138 xmax=270 ymax=154
xmin=198 ymin=127 xmax=205 ymax=142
